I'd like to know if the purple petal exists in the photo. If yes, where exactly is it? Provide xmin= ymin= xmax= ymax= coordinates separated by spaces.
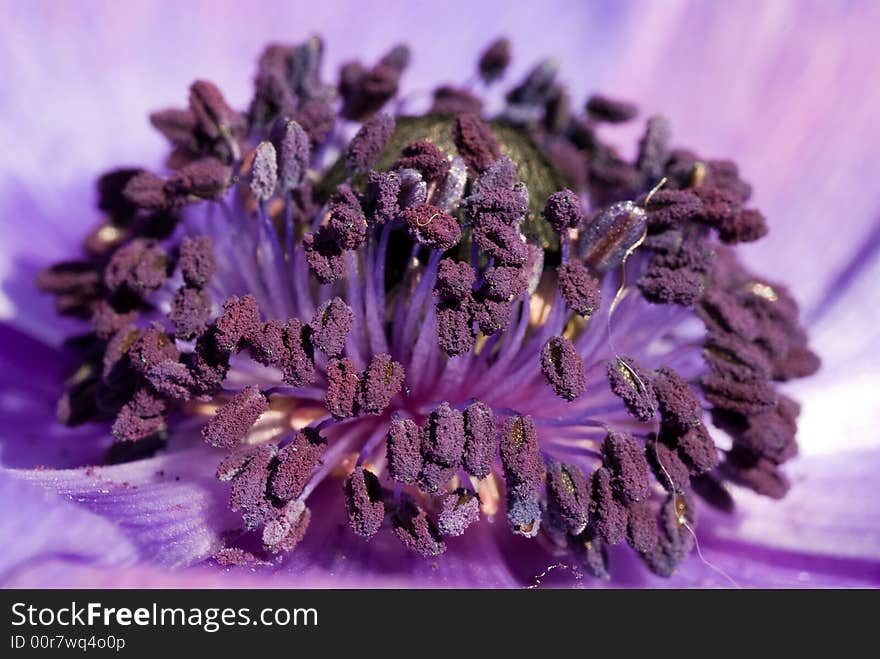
xmin=7 ymin=446 xmax=241 ymax=568
xmin=0 ymin=472 xmax=137 ymax=586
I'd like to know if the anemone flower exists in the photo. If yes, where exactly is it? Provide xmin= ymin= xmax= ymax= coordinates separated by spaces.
xmin=1 ymin=0 xmax=878 ymax=589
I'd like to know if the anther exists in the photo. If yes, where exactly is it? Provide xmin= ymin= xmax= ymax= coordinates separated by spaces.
xmin=500 ymin=415 xmax=545 ymax=537
xmin=606 ymin=356 xmax=657 ymax=421
xmin=602 ymin=431 xmax=651 ymax=505
xmin=270 ymin=427 xmax=327 ymax=501
xmin=202 ymin=385 xmax=268 ymax=448
xmin=557 ymin=260 xmax=601 ymax=317
xmin=463 ymin=400 xmax=496 ymax=479
xmin=249 ymin=141 xmax=278 ymax=202
xmin=393 ymin=501 xmax=446 ymax=557
xmin=401 ymin=204 xmax=461 ymax=251
xmin=325 ymin=357 xmax=360 ymax=419
xmin=478 ymin=37 xmax=511 ymax=84
xmin=178 ymin=235 xmax=216 ymax=287
xmin=438 ymin=489 xmax=481 ymax=537
xmin=310 ymin=297 xmax=353 ymax=356
xmin=546 ymin=460 xmax=590 ymax=535
xmin=214 ymin=295 xmax=261 ymax=353
xmin=543 ymin=189 xmax=582 ymax=233
xmin=345 ymin=467 xmax=385 ymax=539
xmin=387 ymin=417 xmax=423 ymax=484
xmin=358 ymin=353 xmax=405 ymax=415
xmin=270 ymin=118 xmax=310 ymax=191
xmin=452 ymin=113 xmax=501 ymax=175
xmin=585 ymin=95 xmax=638 ymax=124
xmin=540 ymin=336 xmax=587 ymax=401
xmin=345 ymin=112 xmax=395 ymax=176
xmin=652 ymin=366 xmax=702 ymax=432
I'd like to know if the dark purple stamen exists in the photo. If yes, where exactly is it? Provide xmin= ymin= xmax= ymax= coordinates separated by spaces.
xmin=393 ymin=501 xmax=446 ymax=557
xmin=92 ymin=301 xmax=138 ymax=340
xmin=189 ymin=79 xmax=240 ymax=141
xmin=586 ymin=95 xmax=638 ymax=123
xmin=640 ymin=494 xmax=695 ymax=577
xmin=546 ymin=460 xmax=590 ymax=535
xmin=543 ymin=189 xmax=582 ymax=233
xmin=178 ymin=235 xmax=216 ymax=287
xmin=481 ymin=265 xmax=527 ymax=302
xmin=606 ymin=356 xmax=657 ymax=421
xmin=436 ymin=300 xmax=476 ymax=356
xmin=303 ymin=229 xmax=346 ymax=284
xmin=652 ymin=366 xmax=702 ymax=432
xmin=328 ymin=185 xmax=368 ymax=250
xmin=128 ymin=323 xmax=179 ymax=375
xmin=145 ymin=359 xmax=196 ymax=401
xmin=720 ymin=447 xmax=789 ymax=499
xmin=570 ymin=529 xmax=610 ymax=580
xmin=279 ymin=318 xmax=316 ymax=387
xmin=626 ymin=501 xmax=659 ymax=554
xmin=111 ymin=387 xmax=167 ymax=442
xmin=452 ymin=113 xmax=501 ymax=175
xmin=589 ymin=467 xmax=627 ymax=545
xmin=675 ymin=424 xmax=719 ymax=474
xmin=435 ymin=258 xmax=476 ymax=301
xmin=701 ymin=368 xmax=777 ymax=416
xmin=646 ymin=436 xmax=691 ymax=493
xmin=310 ymin=296 xmax=353 ymax=356
xmin=471 ymin=295 xmax=512 ymax=335
xmin=437 ymin=489 xmax=481 ymax=537
xmin=247 ymin=319 xmax=288 ymax=367
xmin=339 ymin=44 xmax=410 ymax=121
xmin=499 ymin=415 xmax=544 ymax=537
xmin=358 ymin=353 xmax=404 ymax=415
xmin=421 ymin=402 xmax=466 ymax=467
xmin=262 ymin=500 xmax=311 ymax=554
xmin=472 ymin=218 xmax=528 ymax=266
xmin=636 ymin=115 xmax=671 ymax=183
xmin=270 ymin=117 xmax=310 ymax=192
xmin=222 ymin=444 xmax=278 ymax=529
xmin=250 ymin=141 xmax=278 ymax=201
xmin=401 ymin=204 xmax=461 ymax=251
xmin=641 ymin=189 xmax=702 ymax=230
xmin=478 ymin=37 xmax=511 ymax=83
xmin=540 ymin=335 xmax=587 ymax=401
xmin=394 ymin=140 xmax=451 ymax=184
xmin=202 ymin=385 xmax=268 ymax=448
xmin=462 ymin=400 xmax=496 ymax=479
xmin=166 ymin=158 xmax=231 ymax=201
xmin=214 ymin=295 xmax=261 ymax=353
xmin=270 ymin=427 xmax=327 ymax=501
xmin=104 ymin=239 xmax=168 ymax=297
xmin=362 ymin=170 xmax=401 ymax=226
xmin=430 ymin=86 xmax=483 ymax=115
xmin=325 ymin=357 xmax=359 ymax=419
xmin=602 ymin=431 xmax=651 ymax=505
xmin=557 ymin=260 xmax=601 ymax=317
xmin=387 ymin=417 xmax=424 ymax=484
xmin=638 ymin=235 xmax=713 ymax=307
xmin=345 ymin=467 xmax=385 ymax=539
xmin=169 ymin=287 xmax=211 ymax=340
xmin=345 ymin=112 xmax=395 ymax=176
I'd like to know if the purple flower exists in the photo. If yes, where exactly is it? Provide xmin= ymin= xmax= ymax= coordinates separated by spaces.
xmin=1 ymin=1 xmax=879 ymax=589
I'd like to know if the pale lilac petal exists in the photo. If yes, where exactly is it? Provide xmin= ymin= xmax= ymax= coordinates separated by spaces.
xmin=0 ymin=473 xmax=137 ymax=586
xmin=7 ymin=446 xmax=241 ymax=568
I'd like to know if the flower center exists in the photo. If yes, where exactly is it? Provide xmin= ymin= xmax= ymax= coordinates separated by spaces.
xmin=36 ymin=35 xmax=819 ymax=581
